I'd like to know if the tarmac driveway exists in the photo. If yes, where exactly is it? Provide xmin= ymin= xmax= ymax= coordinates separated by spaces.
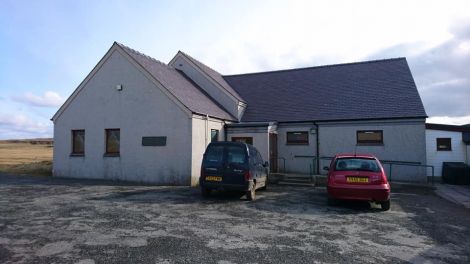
xmin=0 ymin=174 xmax=469 ymax=264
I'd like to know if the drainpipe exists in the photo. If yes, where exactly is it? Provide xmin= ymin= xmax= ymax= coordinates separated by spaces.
xmin=315 ymin=123 xmax=320 ymax=174
xmin=205 ymin=114 xmax=209 ymax=147
xmin=223 ymin=122 xmax=228 ymax=141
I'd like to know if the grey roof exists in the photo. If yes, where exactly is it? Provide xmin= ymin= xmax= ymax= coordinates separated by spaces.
xmin=223 ymin=58 xmax=427 ymax=122
xmin=117 ymin=43 xmax=235 ymax=121
xmin=178 ymin=51 xmax=246 ymax=103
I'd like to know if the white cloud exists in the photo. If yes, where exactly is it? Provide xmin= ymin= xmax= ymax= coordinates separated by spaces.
xmin=198 ymin=0 xmax=470 ymax=74
xmin=0 ymin=113 xmax=52 ymax=139
xmin=13 ymin=91 xmax=65 ymax=108
xmin=427 ymin=115 xmax=470 ymax=125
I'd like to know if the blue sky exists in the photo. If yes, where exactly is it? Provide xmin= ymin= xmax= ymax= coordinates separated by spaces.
xmin=1 ymin=0 xmax=469 ymax=139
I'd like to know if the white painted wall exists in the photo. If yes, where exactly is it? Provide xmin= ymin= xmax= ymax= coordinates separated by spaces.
xmin=171 ymin=56 xmax=240 ymax=119
xmin=191 ymin=116 xmax=226 ymax=186
xmin=53 ymin=49 xmax=193 ymax=185
xmin=227 ymin=132 xmax=269 ymax=162
xmin=318 ymin=119 xmax=427 ymax=182
xmin=277 ymin=124 xmax=317 ymax=174
xmin=426 ymin=129 xmax=467 ymax=177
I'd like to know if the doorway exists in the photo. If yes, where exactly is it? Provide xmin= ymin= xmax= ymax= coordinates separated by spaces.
xmin=269 ymin=133 xmax=278 ymax=172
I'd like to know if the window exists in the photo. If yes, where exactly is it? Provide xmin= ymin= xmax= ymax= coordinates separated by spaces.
xmin=71 ymin=130 xmax=85 ymax=155
xmin=211 ymin=129 xmax=219 ymax=143
xmin=232 ymin=137 xmax=253 ymax=145
xmin=286 ymin=132 xmax=308 ymax=145
xmin=436 ymin=138 xmax=452 ymax=151
xmin=226 ymin=146 xmax=247 ymax=164
xmin=334 ymin=158 xmax=381 ymax=172
xmin=105 ymin=129 xmax=120 ymax=155
xmin=357 ymin=130 xmax=383 ymax=144
xmin=205 ymin=145 xmax=224 ymax=164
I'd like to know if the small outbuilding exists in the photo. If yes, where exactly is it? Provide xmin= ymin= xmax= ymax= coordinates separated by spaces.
xmin=426 ymin=123 xmax=470 ymax=180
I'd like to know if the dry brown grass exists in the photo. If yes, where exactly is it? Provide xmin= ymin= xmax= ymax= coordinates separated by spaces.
xmin=0 ymin=141 xmax=53 ymax=176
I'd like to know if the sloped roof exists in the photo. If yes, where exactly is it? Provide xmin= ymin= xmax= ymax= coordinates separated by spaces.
xmin=177 ymin=51 xmax=245 ymax=103
xmin=116 ymin=43 xmax=235 ymax=121
xmin=426 ymin=123 xmax=470 ymax=132
xmin=223 ymin=58 xmax=427 ymax=122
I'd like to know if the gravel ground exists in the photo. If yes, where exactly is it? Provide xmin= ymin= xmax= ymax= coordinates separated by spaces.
xmin=0 ymin=174 xmax=469 ymax=264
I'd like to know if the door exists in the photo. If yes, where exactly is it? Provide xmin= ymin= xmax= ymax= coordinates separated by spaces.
xmin=269 ymin=133 xmax=278 ymax=172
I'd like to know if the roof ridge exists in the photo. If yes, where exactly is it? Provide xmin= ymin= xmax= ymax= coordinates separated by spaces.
xmin=178 ymin=50 xmax=224 ymax=75
xmin=223 ymin=57 xmax=407 ymax=78
xmin=116 ymin=42 xmax=168 ymax=67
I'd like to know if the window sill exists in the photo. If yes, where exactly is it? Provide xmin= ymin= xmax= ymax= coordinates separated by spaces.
xmin=356 ymin=143 xmax=384 ymax=146
xmin=70 ymin=153 xmax=84 ymax=157
xmin=286 ymin=143 xmax=309 ymax=145
xmin=103 ymin=153 xmax=120 ymax=157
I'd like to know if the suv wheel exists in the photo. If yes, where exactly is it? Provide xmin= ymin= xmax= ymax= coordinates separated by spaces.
xmin=381 ymin=199 xmax=391 ymax=211
xmin=259 ymin=180 xmax=267 ymax=191
xmin=247 ymin=187 xmax=256 ymax=201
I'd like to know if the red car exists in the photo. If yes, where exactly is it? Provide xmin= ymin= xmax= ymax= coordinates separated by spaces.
xmin=325 ymin=154 xmax=391 ymax=211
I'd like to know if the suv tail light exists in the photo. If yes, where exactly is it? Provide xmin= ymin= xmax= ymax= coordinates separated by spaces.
xmin=244 ymin=170 xmax=251 ymax=181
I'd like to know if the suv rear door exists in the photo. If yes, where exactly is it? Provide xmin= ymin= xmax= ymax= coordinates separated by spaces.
xmin=202 ymin=144 xmax=225 ymax=181
xmin=223 ymin=144 xmax=249 ymax=185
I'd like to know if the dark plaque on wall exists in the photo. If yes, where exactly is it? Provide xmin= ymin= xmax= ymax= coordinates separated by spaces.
xmin=142 ymin=136 xmax=167 ymax=146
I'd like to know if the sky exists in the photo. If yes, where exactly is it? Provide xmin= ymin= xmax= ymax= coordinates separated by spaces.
xmin=0 ymin=0 xmax=469 ymax=139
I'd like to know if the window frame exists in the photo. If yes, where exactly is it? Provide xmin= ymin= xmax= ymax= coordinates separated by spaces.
xmin=286 ymin=131 xmax=309 ymax=145
xmin=210 ymin=129 xmax=219 ymax=143
xmin=356 ymin=130 xmax=383 ymax=145
xmin=105 ymin=128 xmax=120 ymax=156
xmin=436 ymin=138 xmax=452 ymax=151
xmin=71 ymin=129 xmax=85 ymax=156
xmin=231 ymin=137 xmax=253 ymax=145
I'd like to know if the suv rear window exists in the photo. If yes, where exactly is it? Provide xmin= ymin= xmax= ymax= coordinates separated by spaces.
xmin=205 ymin=145 xmax=224 ymax=164
xmin=226 ymin=146 xmax=247 ymax=165
xmin=335 ymin=158 xmax=381 ymax=172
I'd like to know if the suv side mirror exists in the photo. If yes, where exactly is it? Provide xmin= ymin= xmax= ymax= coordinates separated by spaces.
xmin=323 ymin=166 xmax=329 ymax=171
xmin=263 ymin=161 xmax=269 ymax=167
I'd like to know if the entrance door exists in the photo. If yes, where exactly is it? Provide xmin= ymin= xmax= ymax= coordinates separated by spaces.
xmin=269 ymin=133 xmax=278 ymax=172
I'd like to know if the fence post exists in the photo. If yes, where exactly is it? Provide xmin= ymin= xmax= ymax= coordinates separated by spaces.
xmin=432 ymin=166 xmax=434 ymax=186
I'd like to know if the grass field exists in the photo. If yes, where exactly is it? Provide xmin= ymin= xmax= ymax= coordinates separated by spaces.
xmin=0 ymin=140 xmax=53 ymax=176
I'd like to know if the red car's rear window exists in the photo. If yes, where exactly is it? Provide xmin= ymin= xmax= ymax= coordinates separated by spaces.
xmin=334 ymin=158 xmax=381 ymax=172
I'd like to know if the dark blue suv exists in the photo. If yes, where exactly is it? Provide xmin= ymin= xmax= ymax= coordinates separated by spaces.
xmin=200 ymin=142 xmax=269 ymax=201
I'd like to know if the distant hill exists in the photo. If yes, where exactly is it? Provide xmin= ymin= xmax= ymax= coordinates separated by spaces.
xmin=0 ymin=138 xmax=53 ymax=145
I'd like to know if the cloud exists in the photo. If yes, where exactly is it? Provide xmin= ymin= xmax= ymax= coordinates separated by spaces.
xmin=0 ymin=113 xmax=52 ymax=139
xmin=13 ymin=91 xmax=65 ymax=108
xmin=361 ymin=18 xmax=470 ymax=117
xmin=427 ymin=115 xmax=470 ymax=125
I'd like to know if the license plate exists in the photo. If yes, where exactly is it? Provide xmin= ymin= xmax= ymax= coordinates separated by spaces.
xmin=346 ymin=177 xmax=368 ymax=183
xmin=205 ymin=176 xmax=222 ymax=182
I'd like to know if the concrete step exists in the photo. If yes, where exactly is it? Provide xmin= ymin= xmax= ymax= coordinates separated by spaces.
xmin=285 ymin=175 xmax=313 ymax=180
xmin=277 ymin=181 xmax=316 ymax=187
xmin=281 ymin=178 xmax=313 ymax=184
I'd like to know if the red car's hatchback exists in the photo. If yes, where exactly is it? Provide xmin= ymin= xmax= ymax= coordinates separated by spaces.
xmin=325 ymin=154 xmax=391 ymax=211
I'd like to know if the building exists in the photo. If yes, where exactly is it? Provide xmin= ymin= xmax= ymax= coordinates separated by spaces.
xmin=52 ymin=42 xmax=428 ymax=185
xmin=426 ymin=123 xmax=470 ymax=179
